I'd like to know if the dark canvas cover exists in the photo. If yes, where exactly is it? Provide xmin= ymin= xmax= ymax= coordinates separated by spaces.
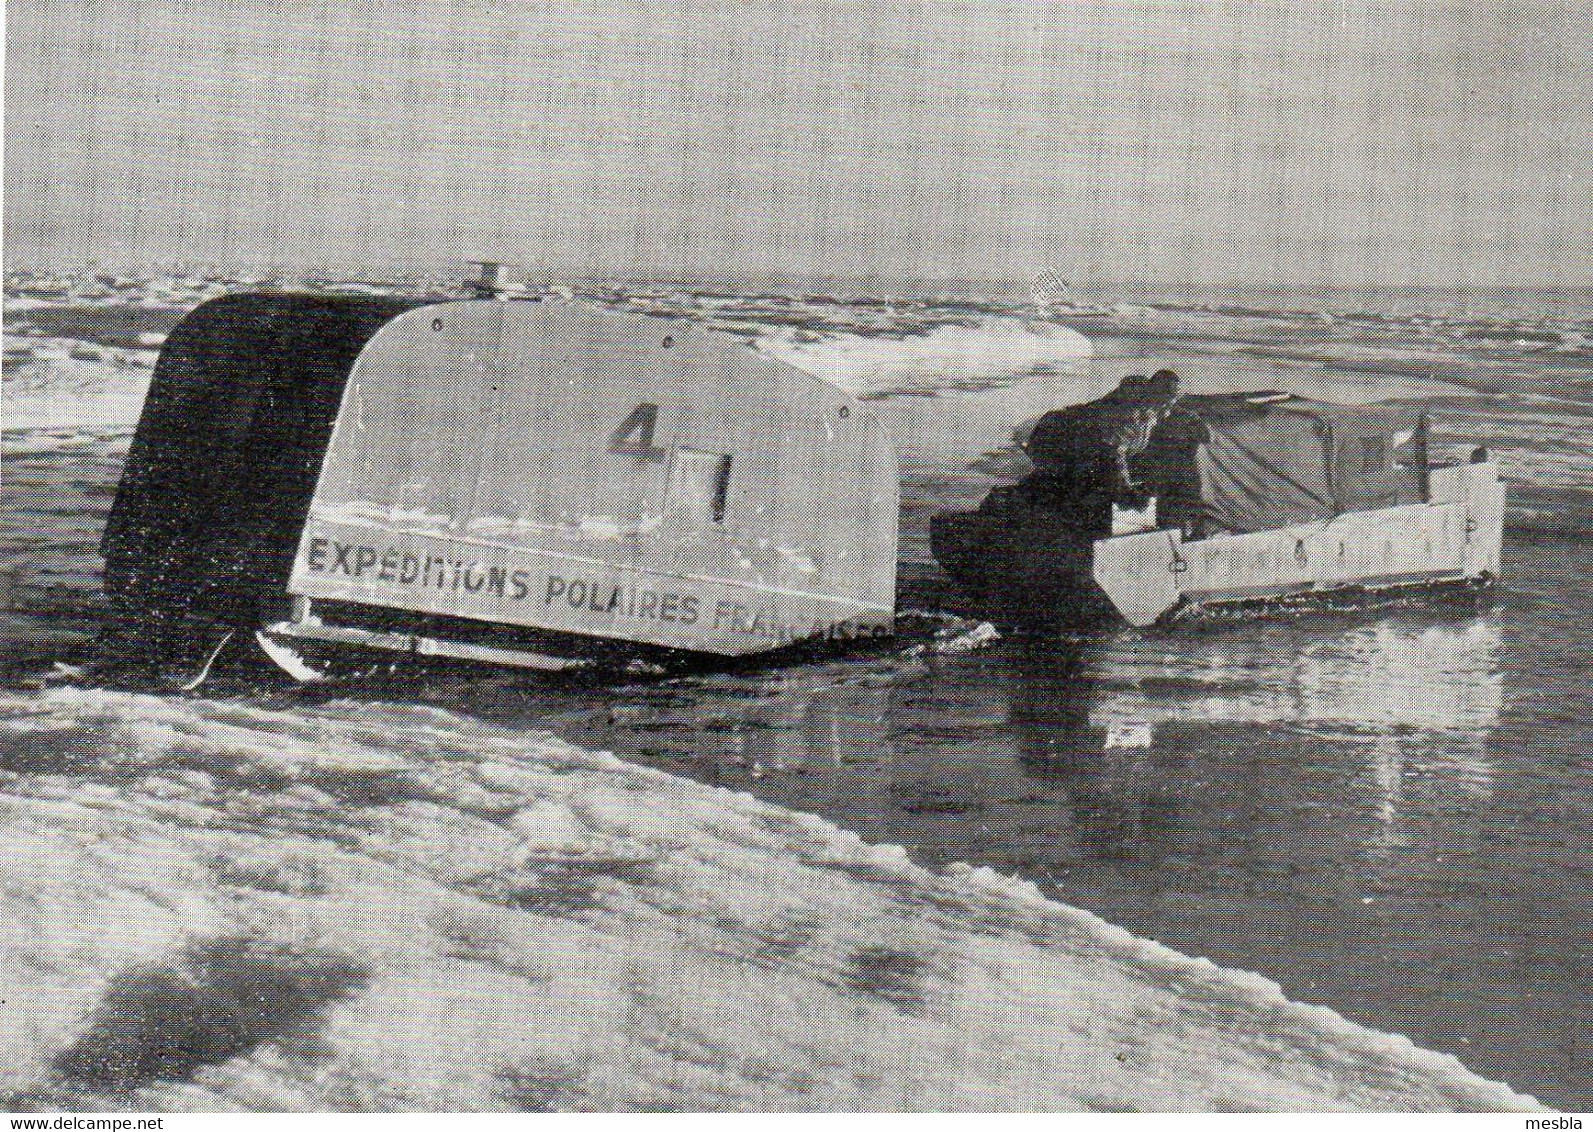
xmin=101 ymin=292 xmax=423 ymax=627
xmin=1146 ymin=394 xmax=1427 ymax=534
xmin=1320 ymin=400 xmax=1428 ymax=514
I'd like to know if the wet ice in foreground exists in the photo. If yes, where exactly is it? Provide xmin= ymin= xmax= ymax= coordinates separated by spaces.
xmin=0 ymin=687 xmax=1542 ymax=1112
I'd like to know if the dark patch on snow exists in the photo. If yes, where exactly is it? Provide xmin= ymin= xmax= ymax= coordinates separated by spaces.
xmin=474 ymin=857 xmax=657 ymax=916
xmin=49 ymin=936 xmax=367 ymax=1094
xmin=841 ymin=945 xmax=929 ymax=1014
xmin=497 ymin=1057 xmax=587 ymax=1111
xmin=153 ymin=751 xmax=295 ymax=796
xmin=209 ymin=855 xmax=331 ymax=897
xmin=0 ymin=727 xmax=99 ymax=777
xmin=296 ymin=765 xmax=452 ymax=809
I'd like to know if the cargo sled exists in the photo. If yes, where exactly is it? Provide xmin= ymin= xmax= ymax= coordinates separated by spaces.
xmin=98 ymin=292 xmax=898 ymax=679
xmin=932 ymin=392 xmax=1504 ymax=629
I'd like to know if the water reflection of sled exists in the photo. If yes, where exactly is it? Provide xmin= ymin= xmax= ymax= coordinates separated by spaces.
xmin=933 ymin=392 xmax=1505 ymax=628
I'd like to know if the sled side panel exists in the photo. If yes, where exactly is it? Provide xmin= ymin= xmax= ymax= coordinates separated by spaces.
xmin=287 ymin=299 xmax=898 ymax=655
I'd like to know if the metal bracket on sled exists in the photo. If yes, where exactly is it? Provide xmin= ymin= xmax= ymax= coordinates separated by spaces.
xmin=259 ymin=598 xmax=586 ymax=681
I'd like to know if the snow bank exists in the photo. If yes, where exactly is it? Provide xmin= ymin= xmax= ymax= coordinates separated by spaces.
xmin=760 ymin=318 xmax=1093 ymax=396
xmin=2 ymin=337 xmax=153 ymax=440
xmin=0 ymin=688 xmax=1543 ymax=1112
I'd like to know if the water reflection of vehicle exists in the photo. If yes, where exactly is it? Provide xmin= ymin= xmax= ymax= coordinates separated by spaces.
xmin=1088 ymin=617 xmax=1504 ymax=738
xmin=509 ymin=609 xmax=1507 ymax=885
xmin=1003 ymin=638 xmax=1187 ymax=865
xmin=1000 ymin=614 xmax=1504 ymax=868
xmin=932 ymin=392 xmax=1506 ymax=629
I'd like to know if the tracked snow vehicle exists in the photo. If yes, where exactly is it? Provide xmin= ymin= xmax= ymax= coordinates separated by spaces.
xmin=932 ymin=391 xmax=1504 ymax=628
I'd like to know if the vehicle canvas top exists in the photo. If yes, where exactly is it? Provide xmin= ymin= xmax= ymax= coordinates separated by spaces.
xmin=1141 ymin=391 xmax=1429 ymax=534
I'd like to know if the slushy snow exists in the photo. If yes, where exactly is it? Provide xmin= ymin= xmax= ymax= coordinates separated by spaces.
xmin=0 ymin=687 xmax=1543 ymax=1112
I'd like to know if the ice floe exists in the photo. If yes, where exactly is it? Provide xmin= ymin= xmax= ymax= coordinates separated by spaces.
xmin=0 ymin=687 xmax=1543 ymax=1112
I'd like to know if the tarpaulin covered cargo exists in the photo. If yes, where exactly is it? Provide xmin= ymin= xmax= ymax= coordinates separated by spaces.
xmin=1138 ymin=392 xmax=1429 ymax=535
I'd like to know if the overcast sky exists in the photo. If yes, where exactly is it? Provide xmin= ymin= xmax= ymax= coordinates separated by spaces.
xmin=5 ymin=0 xmax=1589 ymax=288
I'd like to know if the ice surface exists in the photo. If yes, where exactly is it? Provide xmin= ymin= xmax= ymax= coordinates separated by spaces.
xmin=1 ymin=337 xmax=153 ymax=439
xmin=759 ymin=318 xmax=1094 ymax=395
xmin=2 ymin=270 xmax=1585 ymax=1109
xmin=0 ymin=687 xmax=1543 ymax=1112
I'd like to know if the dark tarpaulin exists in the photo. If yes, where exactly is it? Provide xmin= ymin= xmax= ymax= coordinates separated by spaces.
xmin=100 ymin=292 xmax=424 ymax=651
xmin=1141 ymin=393 xmax=1428 ymax=535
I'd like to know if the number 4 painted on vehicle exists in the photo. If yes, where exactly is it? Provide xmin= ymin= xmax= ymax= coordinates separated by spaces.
xmin=609 ymin=403 xmax=668 ymax=461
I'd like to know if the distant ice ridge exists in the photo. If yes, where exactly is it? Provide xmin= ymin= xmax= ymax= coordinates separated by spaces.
xmin=758 ymin=317 xmax=1093 ymax=396
xmin=2 ymin=336 xmax=154 ymax=442
xmin=0 ymin=688 xmax=1543 ymax=1112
